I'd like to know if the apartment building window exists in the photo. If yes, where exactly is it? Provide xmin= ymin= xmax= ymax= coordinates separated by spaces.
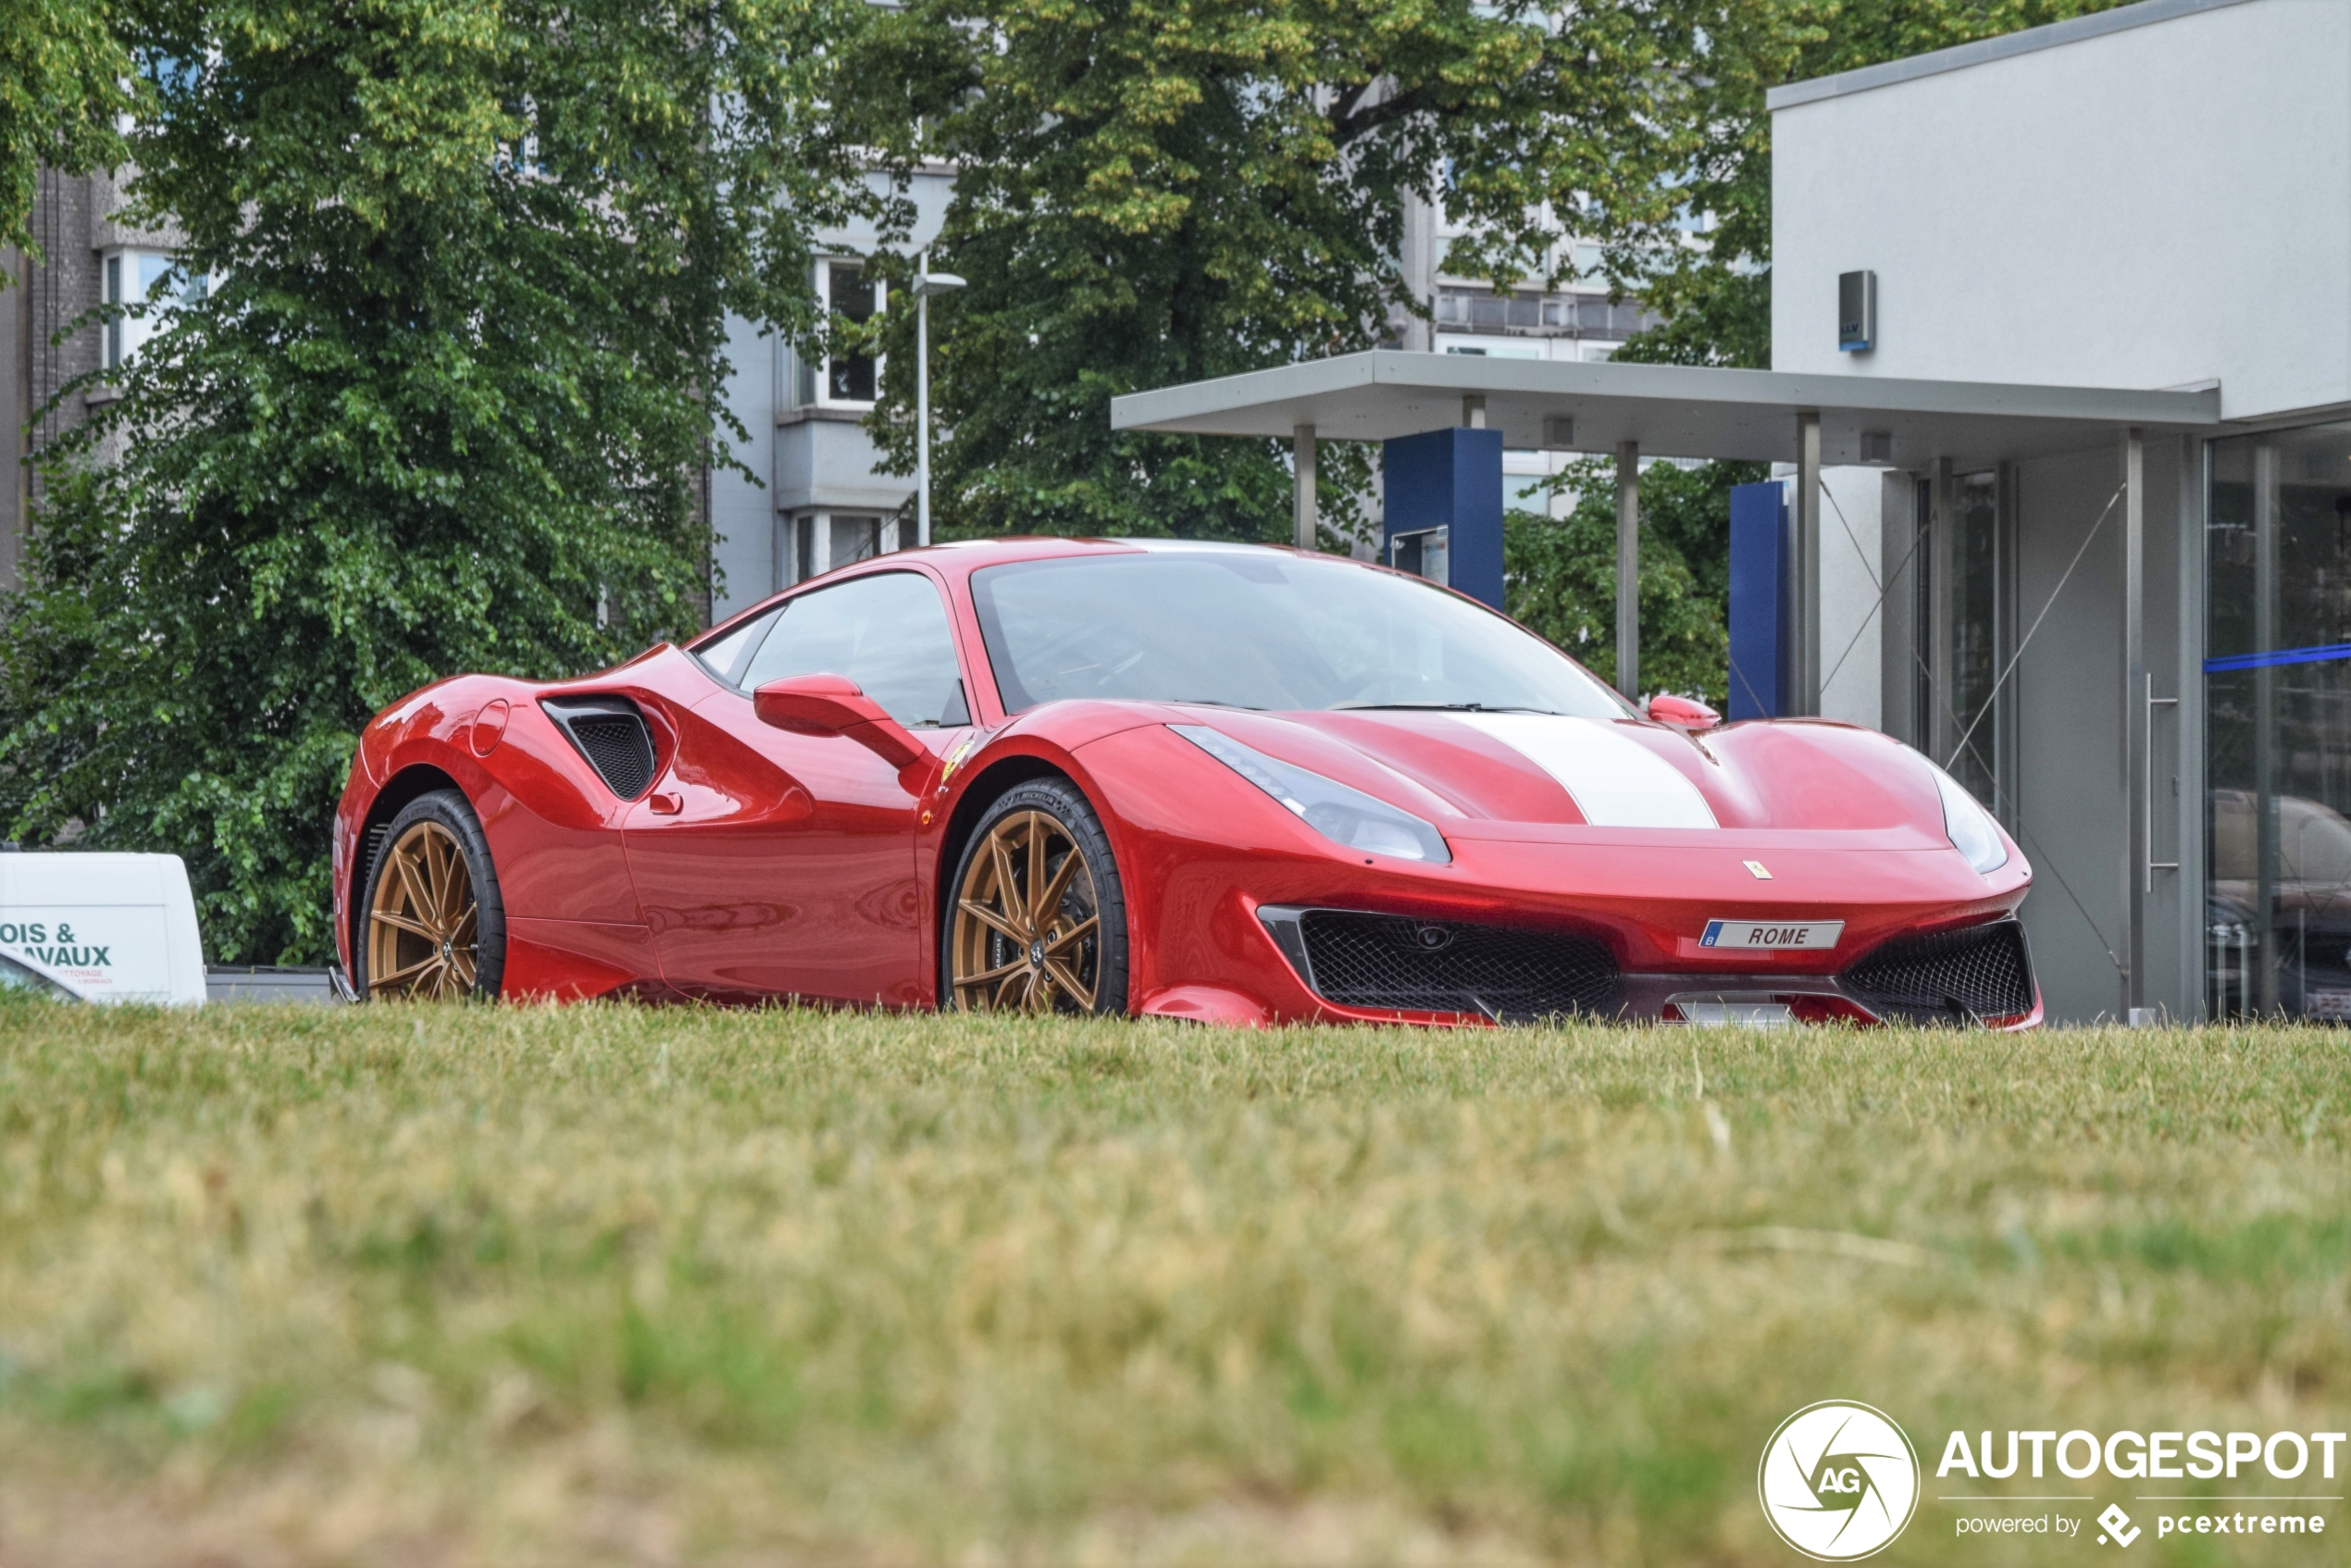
xmin=819 ymin=261 xmax=883 ymax=405
xmin=103 ymin=248 xmax=206 ymax=369
xmin=1431 ymin=286 xmax=1653 ymax=342
xmin=788 ymin=512 xmax=886 ymax=586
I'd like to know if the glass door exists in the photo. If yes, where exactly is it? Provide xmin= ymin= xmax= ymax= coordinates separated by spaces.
xmin=2205 ymin=420 xmax=2351 ymax=1019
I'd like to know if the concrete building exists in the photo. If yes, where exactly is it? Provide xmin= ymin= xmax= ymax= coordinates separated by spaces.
xmin=706 ymin=169 xmax=954 ymax=617
xmin=1772 ymin=0 xmax=2346 ymax=1023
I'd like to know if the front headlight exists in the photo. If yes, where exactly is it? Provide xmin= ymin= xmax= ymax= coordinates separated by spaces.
xmin=1173 ymin=725 xmax=1451 ymax=865
xmin=1928 ymin=763 xmax=2009 ymax=875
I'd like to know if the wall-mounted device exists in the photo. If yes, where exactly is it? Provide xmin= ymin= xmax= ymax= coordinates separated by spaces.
xmin=1838 ymin=270 xmax=1876 ymax=354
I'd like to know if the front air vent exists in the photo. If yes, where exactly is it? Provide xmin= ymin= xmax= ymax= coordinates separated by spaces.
xmin=541 ymin=696 xmax=657 ymax=800
xmin=1840 ymin=917 xmax=2035 ymax=1025
xmin=1262 ymin=906 xmax=1620 ymax=1022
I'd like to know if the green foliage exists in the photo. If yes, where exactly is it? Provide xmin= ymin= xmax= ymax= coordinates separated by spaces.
xmin=1507 ymin=459 xmax=1767 ymax=704
xmin=0 ymin=0 xmax=132 ymax=259
xmin=1615 ymin=0 xmax=2125 ymax=369
xmin=844 ymin=0 xmax=1710 ymax=541
xmin=0 ymin=0 xmax=874 ymax=961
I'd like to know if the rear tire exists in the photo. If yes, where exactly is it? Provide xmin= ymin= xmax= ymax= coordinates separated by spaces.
xmin=943 ymin=777 xmax=1128 ymax=1014
xmin=355 ymin=789 xmax=506 ymax=1001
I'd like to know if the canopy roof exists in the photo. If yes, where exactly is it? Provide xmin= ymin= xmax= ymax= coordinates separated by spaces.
xmin=1109 ymin=350 xmax=2220 ymax=468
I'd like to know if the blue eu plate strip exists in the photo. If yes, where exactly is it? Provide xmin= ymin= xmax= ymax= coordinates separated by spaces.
xmin=2204 ymin=642 xmax=2351 ymax=674
xmin=1699 ymin=920 xmax=1725 ymax=948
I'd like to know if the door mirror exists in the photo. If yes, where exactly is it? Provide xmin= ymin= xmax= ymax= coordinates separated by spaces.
xmin=754 ymin=674 xmax=928 ymax=771
xmin=1647 ymin=692 xmax=1721 ymax=730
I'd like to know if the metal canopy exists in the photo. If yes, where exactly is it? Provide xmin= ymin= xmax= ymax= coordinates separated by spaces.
xmin=1110 ymin=350 xmax=2220 ymax=468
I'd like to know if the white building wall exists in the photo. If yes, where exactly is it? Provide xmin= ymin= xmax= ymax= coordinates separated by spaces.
xmin=1816 ymin=466 xmax=1885 ymax=729
xmin=1772 ymin=0 xmax=2351 ymax=422
xmin=708 ymin=308 xmax=778 ymax=616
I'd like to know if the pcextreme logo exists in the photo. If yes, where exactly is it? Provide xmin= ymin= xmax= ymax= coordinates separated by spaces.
xmin=1759 ymin=1400 xmax=1922 ymax=1561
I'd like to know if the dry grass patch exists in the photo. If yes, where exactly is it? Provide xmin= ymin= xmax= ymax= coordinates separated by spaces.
xmin=0 ymin=998 xmax=2342 ymax=1564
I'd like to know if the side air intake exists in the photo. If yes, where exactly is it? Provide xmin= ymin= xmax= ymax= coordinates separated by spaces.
xmin=1840 ymin=917 xmax=2035 ymax=1025
xmin=541 ymin=696 xmax=657 ymax=801
xmin=1260 ymin=906 xmax=1620 ymax=1022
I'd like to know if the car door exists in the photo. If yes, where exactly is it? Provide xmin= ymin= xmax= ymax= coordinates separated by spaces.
xmin=621 ymin=569 xmax=973 ymax=1003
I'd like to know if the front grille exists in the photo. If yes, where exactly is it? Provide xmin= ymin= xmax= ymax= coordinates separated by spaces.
xmin=1287 ymin=909 xmax=1619 ymax=1020
xmin=1840 ymin=918 xmax=2035 ymax=1024
xmin=541 ymin=697 xmax=656 ymax=799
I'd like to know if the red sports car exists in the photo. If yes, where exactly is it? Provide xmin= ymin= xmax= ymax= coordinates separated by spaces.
xmin=331 ymin=537 xmax=2039 ymax=1027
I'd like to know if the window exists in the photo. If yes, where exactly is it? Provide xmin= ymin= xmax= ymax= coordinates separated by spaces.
xmin=819 ymin=261 xmax=882 ymax=404
xmin=2206 ymin=419 xmax=2351 ymax=1020
xmin=971 ymin=550 xmax=1629 ymax=717
xmin=102 ymin=248 xmax=206 ymax=369
xmin=690 ymin=607 xmax=779 ymax=686
xmin=736 ymin=571 xmax=969 ymax=728
xmin=787 ymin=512 xmax=886 ymax=586
xmin=105 ymin=255 xmax=121 ymax=368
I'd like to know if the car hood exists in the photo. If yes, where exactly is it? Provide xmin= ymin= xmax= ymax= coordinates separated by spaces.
xmin=1161 ymin=706 xmax=1959 ymax=846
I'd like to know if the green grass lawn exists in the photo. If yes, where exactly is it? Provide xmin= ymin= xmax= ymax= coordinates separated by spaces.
xmin=0 ymin=1000 xmax=2342 ymax=1565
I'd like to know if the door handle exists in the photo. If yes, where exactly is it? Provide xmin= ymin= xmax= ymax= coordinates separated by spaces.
xmin=647 ymin=790 xmax=683 ymax=815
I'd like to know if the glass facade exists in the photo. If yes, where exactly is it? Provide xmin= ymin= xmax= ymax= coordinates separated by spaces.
xmin=1908 ymin=469 xmax=2009 ymax=816
xmin=2206 ymin=420 xmax=2351 ymax=1019
xmin=1948 ymin=472 xmax=2002 ymax=807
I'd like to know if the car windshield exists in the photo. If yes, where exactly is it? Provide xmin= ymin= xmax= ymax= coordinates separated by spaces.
xmin=970 ymin=549 xmax=1632 ymax=717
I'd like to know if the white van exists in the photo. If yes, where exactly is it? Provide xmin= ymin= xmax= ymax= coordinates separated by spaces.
xmin=0 ymin=852 xmax=208 ymax=1004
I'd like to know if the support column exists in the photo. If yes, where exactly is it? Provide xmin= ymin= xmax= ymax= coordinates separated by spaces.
xmin=1795 ymin=412 xmax=1822 ymax=715
xmin=1292 ymin=423 xmax=1317 ymax=552
xmin=1615 ymin=440 xmax=1639 ymax=699
xmin=2122 ymin=427 xmax=2146 ymax=1022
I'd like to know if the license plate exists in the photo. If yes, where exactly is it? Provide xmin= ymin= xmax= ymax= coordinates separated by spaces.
xmin=1677 ymin=1001 xmax=1794 ymax=1027
xmin=1699 ymin=919 xmax=1845 ymax=951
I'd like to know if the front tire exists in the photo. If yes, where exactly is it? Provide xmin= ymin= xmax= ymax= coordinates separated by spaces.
xmin=944 ymin=777 xmax=1128 ymax=1014
xmin=356 ymin=789 xmax=506 ymax=1001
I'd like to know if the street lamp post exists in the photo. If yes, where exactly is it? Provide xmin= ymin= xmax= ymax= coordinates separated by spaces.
xmin=914 ymin=252 xmax=965 ymax=548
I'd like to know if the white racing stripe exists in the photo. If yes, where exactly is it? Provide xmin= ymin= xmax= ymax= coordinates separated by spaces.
xmin=1459 ymin=714 xmax=1719 ymax=829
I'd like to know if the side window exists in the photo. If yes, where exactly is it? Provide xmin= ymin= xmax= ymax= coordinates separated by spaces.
xmin=738 ymin=572 xmax=970 ymax=728
xmin=690 ymin=607 xmax=779 ymax=687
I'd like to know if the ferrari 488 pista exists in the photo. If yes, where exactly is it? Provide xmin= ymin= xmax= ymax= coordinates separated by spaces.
xmin=333 ymin=538 xmax=2039 ymax=1027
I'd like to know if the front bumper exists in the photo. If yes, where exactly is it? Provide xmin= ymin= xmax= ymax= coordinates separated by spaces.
xmin=1257 ymin=904 xmax=2041 ymax=1028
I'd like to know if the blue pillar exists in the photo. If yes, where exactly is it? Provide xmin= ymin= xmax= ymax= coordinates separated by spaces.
xmin=1382 ymin=427 xmax=1505 ymax=610
xmin=1727 ymin=480 xmax=1790 ymax=719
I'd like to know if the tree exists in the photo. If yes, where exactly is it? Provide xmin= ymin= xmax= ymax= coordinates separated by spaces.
xmin=842 ymin=0 xmax=1710 ymax=542
xmin=0 ymin=0 xmax=131 ymax=260
xmin=0 ymin=0 xmax=875 ymax=962
xmin=1507 ymin=459 xmax=1765 ymax=704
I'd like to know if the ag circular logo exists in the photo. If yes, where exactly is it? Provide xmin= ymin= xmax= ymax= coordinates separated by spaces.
xmin=1757 ymin=1400 xmax=1920 ymax=1561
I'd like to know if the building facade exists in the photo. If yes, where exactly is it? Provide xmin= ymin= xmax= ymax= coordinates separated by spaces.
xmin=705 ymin=168 xmax=954 ymax=618
xmin=1775 ymin=0 xmax=2348 ymax=1021
xmin=1 ymin=169 xmax=192 ymax=588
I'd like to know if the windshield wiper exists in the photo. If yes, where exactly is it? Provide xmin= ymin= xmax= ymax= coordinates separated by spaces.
xmin=1332 ymin=702 xmax=1566 ymax=716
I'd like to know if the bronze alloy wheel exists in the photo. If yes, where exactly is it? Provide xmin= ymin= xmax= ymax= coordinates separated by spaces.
xmin=366 ymin=819 xmax=479 ymax=1001
xmin=951 ymin=808 xmax=1102 ymax=1012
